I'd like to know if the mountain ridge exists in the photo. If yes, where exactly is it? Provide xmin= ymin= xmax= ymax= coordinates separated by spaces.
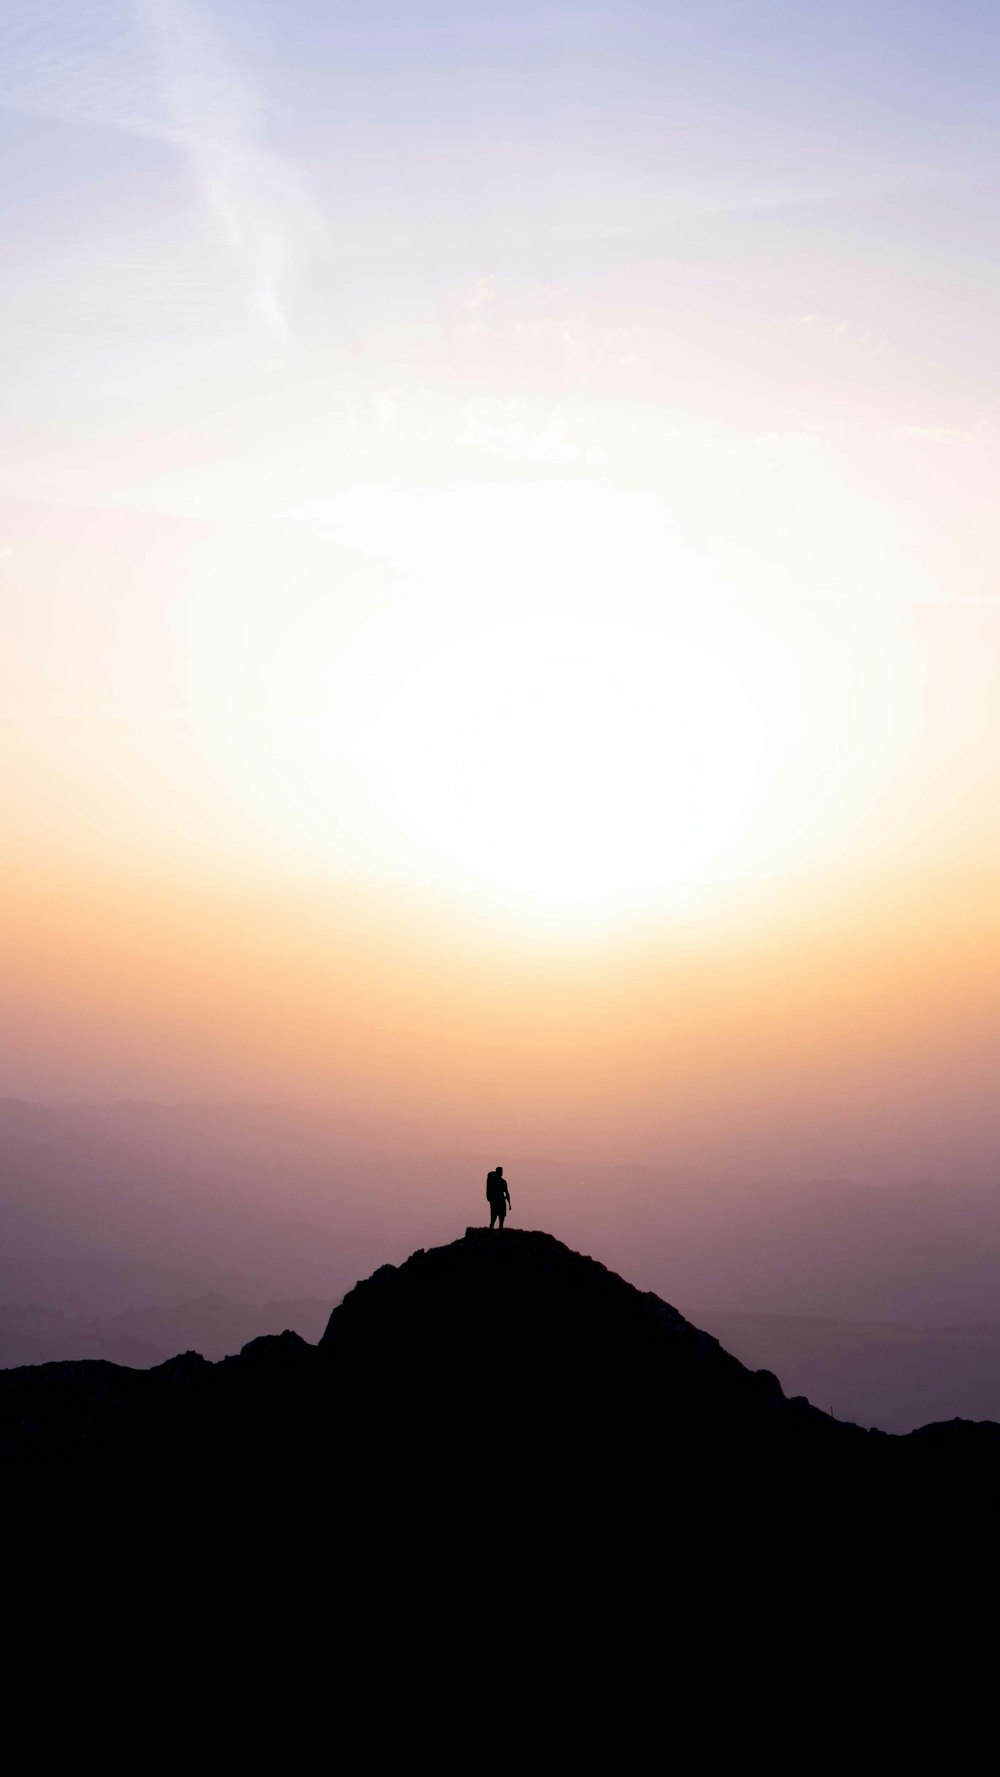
xmin=4 ymin=1227 xmax=999 ymax=1495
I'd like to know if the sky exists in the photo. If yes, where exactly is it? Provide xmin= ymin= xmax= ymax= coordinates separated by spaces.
xmin=2 ymin=2 xmax=999 ymax=1197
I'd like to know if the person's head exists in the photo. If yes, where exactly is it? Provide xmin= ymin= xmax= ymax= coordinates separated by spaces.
xmin=496 ymin=1164 xmax=503 ymax=1175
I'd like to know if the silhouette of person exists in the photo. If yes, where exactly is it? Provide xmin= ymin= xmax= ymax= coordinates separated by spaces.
xmin=486 ymin=1164 xmax=511 ymax=1231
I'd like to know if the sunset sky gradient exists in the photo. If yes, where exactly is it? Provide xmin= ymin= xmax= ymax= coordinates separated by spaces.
xmin=3 ymin=1 xmax=999 ymax=1190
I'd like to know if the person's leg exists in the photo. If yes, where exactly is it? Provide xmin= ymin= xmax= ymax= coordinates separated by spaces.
xmin=498 ymin=1208 xmax=505 ymax=1232
xmin=489 ymin=1207 xmax=497 ymax=1229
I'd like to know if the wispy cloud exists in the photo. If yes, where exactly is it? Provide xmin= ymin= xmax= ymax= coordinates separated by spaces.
xmin=139 ymin=0 xmax=322 ymax=342
xmin=791 ymin=313 xmax=882 ymax=354
xmin=892 ymin=425 xmax=980 ymax=444
xmin=456 ymin=400 xmax=607 ymax=468
xmin=0 ymin=0 xmax=322 ymax=341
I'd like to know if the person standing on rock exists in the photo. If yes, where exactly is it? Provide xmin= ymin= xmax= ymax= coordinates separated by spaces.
xmin=487 ymin=1164 xmax=511 ymax=1231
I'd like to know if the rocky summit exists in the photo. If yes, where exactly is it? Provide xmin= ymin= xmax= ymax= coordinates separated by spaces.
xmin=4 ymin=1228 xmax=998 ymax=1505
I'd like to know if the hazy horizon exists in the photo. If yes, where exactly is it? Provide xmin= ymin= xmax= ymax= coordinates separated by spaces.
xmin=4 ymin=1095 xmax=1000 ymax=1325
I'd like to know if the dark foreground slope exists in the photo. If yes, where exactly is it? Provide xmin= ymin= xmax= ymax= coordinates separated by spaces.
xmin=7 ymin=1228 xmax=1000 ymax=1748
xmin=3 ymin=1228 xmax=998 ymax=1511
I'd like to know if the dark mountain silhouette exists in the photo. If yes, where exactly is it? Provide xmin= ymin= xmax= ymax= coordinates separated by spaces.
xmin=4 ymin=1228 xmax=999 ymax=1510
xmin=8 ymin=1225 xmax=997 ymax=1737
xmin=6 ymin=1283 xmax=1000 ymax=1432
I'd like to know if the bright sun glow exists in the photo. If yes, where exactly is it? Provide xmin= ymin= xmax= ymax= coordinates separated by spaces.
xmin=184 ymin=482 xmax=867 ymax=918
xmin=465 ymin=686 xmax=700 ymax=905
xmin=332 ymin=610 xmax=800 ymax=910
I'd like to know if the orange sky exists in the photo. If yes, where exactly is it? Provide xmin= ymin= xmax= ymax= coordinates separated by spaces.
xmin=3 ymin=2 xmax=1000 ymax=1197
xmin=4 ymin=825 xmax=999 ymax=1186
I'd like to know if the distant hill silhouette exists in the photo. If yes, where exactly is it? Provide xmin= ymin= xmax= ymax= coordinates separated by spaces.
xmin=4 ymin=1229 xmax=999 ymax=1509
xmin=0 ymin=1293 xmax=331 ymax=1370
xmin=696 ymin=1307 xmax=1000 ymax=1432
